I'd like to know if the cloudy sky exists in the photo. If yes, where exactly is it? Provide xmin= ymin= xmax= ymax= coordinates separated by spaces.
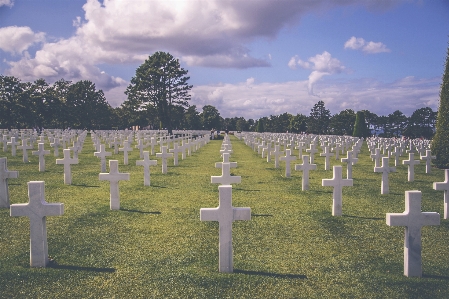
xmin=0 ymin=0 xmax=448 ymax=119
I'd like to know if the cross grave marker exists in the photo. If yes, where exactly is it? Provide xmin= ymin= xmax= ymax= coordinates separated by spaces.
xmin=56 ymin=149 xmax=79 ymax=185
xmin=200 ymin=185 xmax=251 ymax=273
xmin=32 ymin=143 xmax=50 ymax=172
xmin=433 ymin=169 xmax=449 ymax=219
xmin=0 ymin=157 xmax=18 ymax=208
xmin=322 ymin=165 xmax=353 ymax=216
xmin=10 ymin=181 xmax=64 ymax=267
xmin=99 ymin=160 xmax=130 ymax=210
xmin=136 ymin=151 xmax=157 ymax=186
xmin=386 ymin=190 xmax=440 ymax=277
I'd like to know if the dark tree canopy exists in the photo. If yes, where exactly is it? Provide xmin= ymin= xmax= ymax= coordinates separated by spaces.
xmin=432 ymin=41 xmax=449 ymax=168
xmin=201 ymin=105 xmax=221 ymax=130
xmin=330 ymin=109 xmax=356 ymax=136
xmin=352 ymin=111 xmax=370 ymax=138
xmin=125 ymin=51 xmax=192 ymax=134
xmin=308 ymin=101 xmax=331 ymax=134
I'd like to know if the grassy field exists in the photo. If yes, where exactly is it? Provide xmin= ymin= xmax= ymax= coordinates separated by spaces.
xmin=0 ymin=133 xmax=448 ymax=298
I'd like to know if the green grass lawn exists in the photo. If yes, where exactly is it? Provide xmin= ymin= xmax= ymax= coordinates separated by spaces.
xmin=1 ymin=134 xmax=448 ymax=298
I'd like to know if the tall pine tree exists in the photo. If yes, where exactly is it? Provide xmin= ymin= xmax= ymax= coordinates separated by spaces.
xmin=431 ymin=40 xmax=449 ymax=168
xmin=352 ymin=111 xmax=369 ymax=138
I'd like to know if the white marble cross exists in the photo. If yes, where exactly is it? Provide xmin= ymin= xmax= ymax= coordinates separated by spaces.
xmin=135 ymin=139 xmax=146 ymax=159
xmin=200 ymin=185 xmax=251 ymax=272
xmin=215 ymin=153 xmax=237 ymax=169
xmin=156 ymin=146 xmax=173 ymax=174
xmin=32 ymin=143 xmax=50 ymax=172
xmin=263 ymin=142 xmax=272 ymax=162
xmin=169 ymin=142 xmax=182 ymax=165
xmin=181 ymin=140 xmax=188 ymax=160
xmin=111 ymin=137 xmax=120 ymax=154
xmin=49 ymin=138 xmax=61 ymax=157
xmin=212 ymin=162 xmax=241 ymax=185
xmin=433 ymin=169 xmax=449 ymax=219
xmin=333 ymin=143 xmax=341 ymax=160
xmin=295 ymin=142 xmax=305 ymax=160
xmin=386 ymin=190 xmax=440 ymax=277
xmin=18 ymin=138 xmax=33 ymax=163
xmin=220 ymin=144 xmax=233 ymax=157
xmin=272 ymin=144 xmax=284 ymax=169
xmin=136 ymin=151 xmax=157 ymax=186
xmin=341 ymin=150 xmax=358 ymax=179
xmin=10 ymin=181 xmax=64 ymax=267
xmin=294 ymin=155 xmax=317 ymax=191
xmin=374 ymin=156 xmax=396 ymax=194
xmin=7 ymin=137 xmax=19 ymax=156
xmin=1 ymin=135 xmax=8 ymax=151
xmin=322 ymin=165 xmax=353 ymax=216
xmin=56 ymin=149 xmax=79 ymax=185
xmin=0 ymin=157 xmax=18 ymax=208
xmin=119 ymin=141 xmax=133 ymax=165
xmin=148 ymin=137 xmax=158 ymax=155
xmin=306 ymin=143 xmax=318 ymax=163
xmin=69 ymin=141 xmax=82 ymax=159
xmin=99 ymin=160 xmax=130 ymax=210
xmin=390 ymin=147 xmax=401 ymax=166
xmin=402 ymin=153 xmax=420 ymax=182
xmin=94 ymin=144 xmax=112 ymax=172
xmin=320 ymin=146 xmax=334 ymax=171
xmin=420 ymin=150 xmax=435 ymax=174
xmin=280 ymin=149 xmax=297 ymax=177
xmin=370 ymin=148 xmax=382 ymax=168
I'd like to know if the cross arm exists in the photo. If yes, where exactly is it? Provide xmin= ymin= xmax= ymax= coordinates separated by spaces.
xmin=233 ymin=207 xmax=251 ymax=221
xmin=200 ymin=208 xmax=219 ymax=221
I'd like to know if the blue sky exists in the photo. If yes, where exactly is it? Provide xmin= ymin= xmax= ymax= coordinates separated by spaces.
xmin=0 ymin=0 xmax=448 ymax=120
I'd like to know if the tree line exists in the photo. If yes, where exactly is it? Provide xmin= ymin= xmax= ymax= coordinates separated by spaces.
xmin=0 ymin=51 xmax=437 ymax=139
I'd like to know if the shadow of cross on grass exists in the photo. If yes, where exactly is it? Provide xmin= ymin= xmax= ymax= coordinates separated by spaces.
xmin=120 ymin=208 xmax=161 ymax=214
xmin=234 ymin=269 xmax=307 ymax=279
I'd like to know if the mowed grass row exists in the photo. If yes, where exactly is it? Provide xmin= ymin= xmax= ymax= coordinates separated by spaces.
xmin=0 ymin=134 xmax=448 ymax=298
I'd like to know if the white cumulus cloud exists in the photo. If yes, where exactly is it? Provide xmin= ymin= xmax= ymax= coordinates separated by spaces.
xmin=344 ymin=36 xmax=390 ymax=54
xmin=0 ymin=0 xmax=13 ymax=7
xmin=191 ymin=76 xmax=439 ymax=120
xmin=1 ymin=0 xmax=404 ymax=106
xmin=0 ymin=26 xmax=45 ymax=54
xmin=289 ymin=51 xmax=345 ymax=95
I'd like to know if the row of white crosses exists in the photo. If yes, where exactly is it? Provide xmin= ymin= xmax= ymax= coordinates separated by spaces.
xmin=200 ymin=135 xmax=251 ymax=273
xmin=1 ymin=130 xmax=87 ymax=176
xmin=2 ymin=131 xmax=448 ymax=276
xmin=2 ymin=129 xmax=212 ymax=267
xmin=92 ymin=130 xmax=211 ymax=175
xmin=242 ymin=132 xmax=449 ymax=277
